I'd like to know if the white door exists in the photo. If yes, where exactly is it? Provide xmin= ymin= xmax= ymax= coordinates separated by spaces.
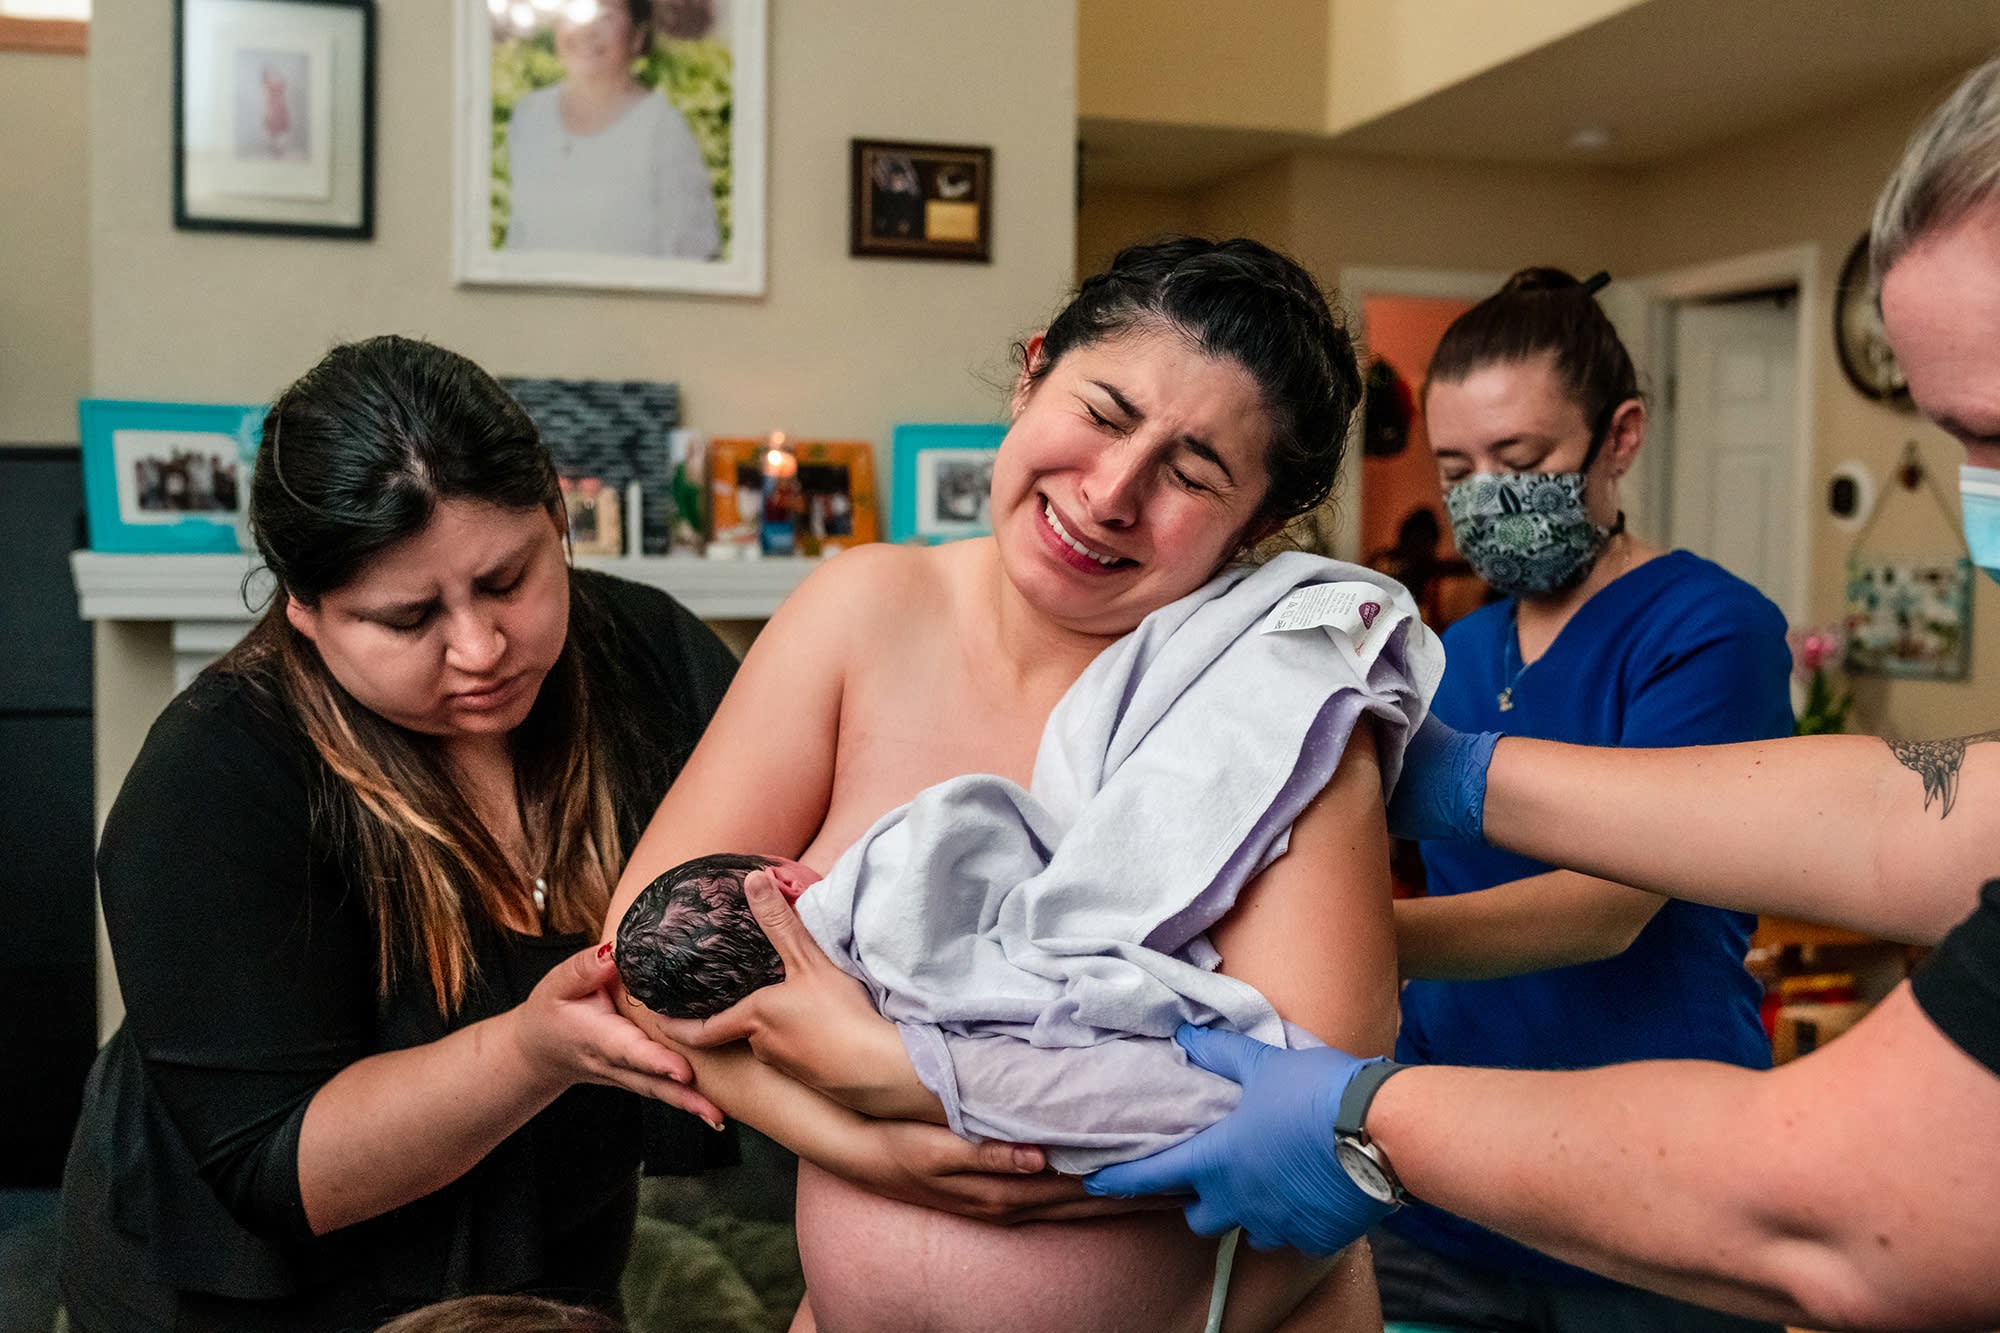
xmin=1669 ymin=296 xmax=1801 ymax=616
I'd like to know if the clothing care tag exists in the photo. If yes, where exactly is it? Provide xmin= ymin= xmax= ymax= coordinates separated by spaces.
xmin=1259 ymin=581 xmax=1402 ymax=671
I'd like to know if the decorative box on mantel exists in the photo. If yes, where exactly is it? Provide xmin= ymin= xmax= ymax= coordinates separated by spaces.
xmin=71 ymin=551 xmax=816 ymax=690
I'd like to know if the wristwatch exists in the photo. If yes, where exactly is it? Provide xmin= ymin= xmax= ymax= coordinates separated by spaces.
xmin=1333 ymin=1058 xmax=1409 ymax=1207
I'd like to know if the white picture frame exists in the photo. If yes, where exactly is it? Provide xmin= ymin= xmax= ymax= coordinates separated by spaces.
xmin=453 ymin=0 xmax=767 ymax=297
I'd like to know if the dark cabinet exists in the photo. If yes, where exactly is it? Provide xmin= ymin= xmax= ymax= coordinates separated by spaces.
xmin=0 ymin=448 xmax=96 ymax=1185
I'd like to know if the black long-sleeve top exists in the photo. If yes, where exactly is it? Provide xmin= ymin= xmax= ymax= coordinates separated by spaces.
xmin=58 ymin=572 xmax=739 ymax=1332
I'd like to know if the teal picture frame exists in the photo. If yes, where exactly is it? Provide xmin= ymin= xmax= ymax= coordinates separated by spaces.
xmin=890 ymin=422 xmax=1007 ymax=544
xmin=79 ymin=398 xmax=267 ymax=553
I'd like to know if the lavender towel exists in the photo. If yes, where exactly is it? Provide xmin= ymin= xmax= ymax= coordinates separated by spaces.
xmin=793 ymin=552 xmax=1443 ymax=1171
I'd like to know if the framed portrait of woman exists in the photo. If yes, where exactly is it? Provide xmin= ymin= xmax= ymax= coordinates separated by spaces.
xmin=453 ymin=0 xmax=766 ymax=296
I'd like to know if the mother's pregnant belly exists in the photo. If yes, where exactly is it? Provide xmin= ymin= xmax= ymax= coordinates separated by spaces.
xmin=794 ymin=1161 xmax=1352 ymax=1333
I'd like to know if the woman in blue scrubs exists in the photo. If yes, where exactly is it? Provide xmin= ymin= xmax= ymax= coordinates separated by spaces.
xmin=1376 ymin=268 xmax=1792 ymax=1333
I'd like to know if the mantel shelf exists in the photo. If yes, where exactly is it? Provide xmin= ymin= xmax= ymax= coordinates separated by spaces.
xmin=71 ymin=550 xmax=819 ymax=623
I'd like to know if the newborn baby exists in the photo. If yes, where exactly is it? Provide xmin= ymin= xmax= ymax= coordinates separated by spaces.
xmin=615 ymin=852 xmax=818 ymax=1020
xmin=617 ymin=558 xmax=1443 ymax=1174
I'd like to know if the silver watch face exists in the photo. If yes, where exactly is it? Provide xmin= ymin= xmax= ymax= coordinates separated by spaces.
xmin=1335 ymin=1136 xmax=1399 ymax=1205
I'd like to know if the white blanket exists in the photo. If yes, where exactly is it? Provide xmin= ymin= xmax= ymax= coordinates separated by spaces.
xmin=794 ymin=552 xmax=1443 ymax=1172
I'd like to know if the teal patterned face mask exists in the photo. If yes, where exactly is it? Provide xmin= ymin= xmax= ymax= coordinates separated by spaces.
xmin=1444 ymin=470 xmax=1617 ymax=597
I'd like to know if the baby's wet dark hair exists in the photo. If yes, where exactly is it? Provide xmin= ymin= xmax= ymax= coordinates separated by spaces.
xmin=1025 ymin=236 xmax=1362 ymax=534
xmin=615 ymin=853 xmax=786 ymax=1019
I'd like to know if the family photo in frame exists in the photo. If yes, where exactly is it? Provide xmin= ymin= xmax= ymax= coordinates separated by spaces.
xmin=890 ymin=423 xmax=1006 ymax=543
xmin=454 ymin=0 xmax=767 ymax=296
xmin=78 ymin=399 xmax=267 ymax=553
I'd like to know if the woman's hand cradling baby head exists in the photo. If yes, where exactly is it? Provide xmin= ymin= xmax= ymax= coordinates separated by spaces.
xmin=508 ymin=943 xmax=724 ymax=1129
xmin=646 ymin=867 xmax=946 ymax=1124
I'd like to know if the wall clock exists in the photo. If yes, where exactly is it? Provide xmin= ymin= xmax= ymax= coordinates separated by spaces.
xmin=1834 ymin=233 xmax=1912 ymax=407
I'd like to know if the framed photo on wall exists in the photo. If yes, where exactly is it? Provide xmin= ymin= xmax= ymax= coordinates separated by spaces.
xmin=454 ymin=0 xmax=767 ymax=296
xmin=891 ymin=423 xmax=1006 ymax=543
xmin=173 ymin=0 xmax=375 ymax=238
xmin=79 ymin=399 xmax=266 ymax=553
xmin=850 ymin=139 xmax=991 ymax=262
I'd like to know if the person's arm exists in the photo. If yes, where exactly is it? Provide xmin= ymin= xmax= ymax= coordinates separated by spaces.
xmin=1099 ymin=984 xmax=2000 ymax=1329
xmin=652 ymin=99 xmax=720 ymax=260
xmin=1210 ymin=720 xmax=1399 ymax=1059
xmin=297 ymin=946 xmax=716 ymax=1234
xmin=99 ymin=687 xmax=718 ymax=1240
xmin=1369 ymin=983 xmax=2000 ymax=1329
xmin=1486 ymin=730 xmax=2000 ymax=945
xmin=1395 ymin=869 xmax=1663 ymax=979
xmin=1400 ymin=596 xmax=1788 ymax=980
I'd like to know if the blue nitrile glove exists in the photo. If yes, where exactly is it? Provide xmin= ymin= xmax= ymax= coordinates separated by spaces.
xmin=1084 ymin=1025 xmax=1393 ymax=1256
xmin=1386 ymin=711 xmax=1500 ymax=843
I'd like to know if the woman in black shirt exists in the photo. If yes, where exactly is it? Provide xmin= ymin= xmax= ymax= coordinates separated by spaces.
xmin=56 ymin=336 xmax=744 ymax=1330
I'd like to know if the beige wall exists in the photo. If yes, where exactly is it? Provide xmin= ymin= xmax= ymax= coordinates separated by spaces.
xmin=1079 ymin=0 xmax=1328 ymax=133
xmin=0 ymin=46 xmax=88 ymax=444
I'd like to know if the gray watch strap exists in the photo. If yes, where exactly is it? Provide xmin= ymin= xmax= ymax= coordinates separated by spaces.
xmin=1334 ymin=1058 xmax=1407 ymax=1136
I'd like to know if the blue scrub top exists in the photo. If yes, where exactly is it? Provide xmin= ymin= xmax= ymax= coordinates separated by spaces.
xmin=1388 ymin=549 xmax=1793 ymax=1284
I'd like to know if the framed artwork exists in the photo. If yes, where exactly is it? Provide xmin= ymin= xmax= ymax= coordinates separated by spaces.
xmin=891 ymin=423 xmax=1006 ymax=544
xmin=79 ymin=399 xmax=266 ymax=553
xmin=1844 ymin=554 xmax=1972 ymax=681
xmin=706 ymin=438 xmax=879 ymax=555
xmin=455 ymin=0 xmax=767 ymax=296
xmin=173 ymin=0 xmax=375 ymax=238
xmin=850 ymin=139 xmax=991 ymax=262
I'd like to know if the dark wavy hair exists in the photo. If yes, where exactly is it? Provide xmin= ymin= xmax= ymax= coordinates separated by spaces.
xmin=1024 ymin=236 xmax=1362 ymax=535
xmin=616 ymin=853 xmax=786 ymax=1020
xmin=221 ymin=335 xmax=637 ymax=1013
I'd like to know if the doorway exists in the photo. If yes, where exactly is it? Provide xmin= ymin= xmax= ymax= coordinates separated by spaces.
xmin=1336 ymin=266 xmax=1502 ymax=630
xmin=1611 ymin=246 xmax=1818 ymax=623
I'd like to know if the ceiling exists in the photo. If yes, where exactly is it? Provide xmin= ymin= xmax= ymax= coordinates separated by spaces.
xmin=1081 ymin=0 xmax=2000 ymax=190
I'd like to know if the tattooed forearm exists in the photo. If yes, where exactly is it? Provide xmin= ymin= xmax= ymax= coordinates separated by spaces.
xmin=1887 ymin=729 xmax=2000 ymax=818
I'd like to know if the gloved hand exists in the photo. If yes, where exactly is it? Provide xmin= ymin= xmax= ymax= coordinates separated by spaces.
xmin=1083 ymin=1025 xmax=1394 ymax=1255
xmin=1386 ymin=710 xmax=1500 ymax=843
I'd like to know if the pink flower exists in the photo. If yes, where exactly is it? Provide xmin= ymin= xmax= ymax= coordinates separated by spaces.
xmin=1787 ymin=624 xmax=1846 ymax=681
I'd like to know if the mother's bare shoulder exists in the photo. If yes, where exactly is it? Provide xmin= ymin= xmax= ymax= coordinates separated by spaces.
xmin=783 ymin=542 xmax=960 ymax=651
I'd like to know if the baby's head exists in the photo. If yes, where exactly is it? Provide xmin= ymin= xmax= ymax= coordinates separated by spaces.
xmin=614 ymin=852 xmax=819 ymax=1019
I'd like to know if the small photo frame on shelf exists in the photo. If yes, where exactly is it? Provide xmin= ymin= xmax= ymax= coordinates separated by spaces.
xmin=79 ymin=398 xmax=266 ymax=553
xmin=850 ymin=139 xmax=991 ymax=262
xmin=560 ymin=477 xmax=624 ymax=556
xmin=705 ymin=438 xmax=880 ymax=555
xmin=891 ymin=423 xmax=1006 ymax=544
xmin=174 ymin=0 xmax=375 ymax=238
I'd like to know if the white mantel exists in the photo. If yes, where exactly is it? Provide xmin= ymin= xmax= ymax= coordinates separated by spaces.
xmin=72 ymin=551 xmax=815 ymax=688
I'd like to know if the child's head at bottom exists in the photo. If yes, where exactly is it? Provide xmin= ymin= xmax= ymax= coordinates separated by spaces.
xmin=614 ymin=852 xmax=819 ymax=1019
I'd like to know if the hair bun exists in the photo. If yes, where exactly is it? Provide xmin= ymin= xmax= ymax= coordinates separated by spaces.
xmin=1501 ymin=266 xmax=1581 ymax=294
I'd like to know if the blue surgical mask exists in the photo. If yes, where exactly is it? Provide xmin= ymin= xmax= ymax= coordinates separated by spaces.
xmin=1962 ymin=464 xmax=2000 ymax=585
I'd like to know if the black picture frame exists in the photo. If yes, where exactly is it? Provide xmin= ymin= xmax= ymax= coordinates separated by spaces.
xmin=850 ymin=138 xmax=991 ymax=262
xmin=173 ymin=0 xmax=375 ymax=239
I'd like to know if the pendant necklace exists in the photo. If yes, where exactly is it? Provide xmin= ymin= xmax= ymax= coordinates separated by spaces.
xmin=532 ymin=876 xmax=548 ymax=915
xmin=1497 ymin=607 xmax=1531 ymax=712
